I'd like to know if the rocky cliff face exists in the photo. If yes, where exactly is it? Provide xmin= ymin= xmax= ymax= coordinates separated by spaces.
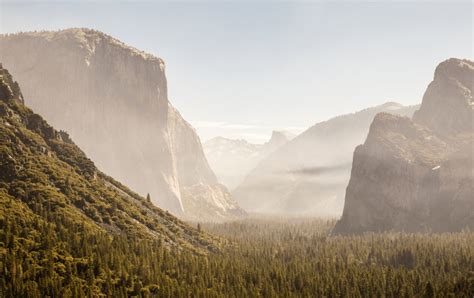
xmin=413 ymin=59 xmax=473 ymax=135
xmin=334 ymin=58 xmax=473 ymax=234
xmin=0 ymin=64 xmax=23 ymax=104
xmin=204 ymin=130 xmax=293 ymax=189
xmin=0 ymin=64 xmax=217 ymax=252
xmin=233 ymin=102 xmax=418 ymax=216
xmin=0 ymin=28 xmax=244 ymax=221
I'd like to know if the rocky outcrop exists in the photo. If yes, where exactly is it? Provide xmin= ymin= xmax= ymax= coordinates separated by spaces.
xmin=334 ymin=58 xmax=473 ymax=234
xmin=233 ymin=102 xmax=418 ymax=216
xmin=204 ymin=130 xmax=293 ymax=189
xmin=413 ymin=59 xmax=473 ymax=135
xmin=0 ymin=28 xmax=245 ymax=221
xmin=181 ymin=184 xmax=247 ymax=221
xmin=0 ymin=63 xmax=23 ymax=103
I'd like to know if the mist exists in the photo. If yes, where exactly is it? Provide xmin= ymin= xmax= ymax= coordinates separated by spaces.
xmin=0 ymin=1 xmax=472 ymax=296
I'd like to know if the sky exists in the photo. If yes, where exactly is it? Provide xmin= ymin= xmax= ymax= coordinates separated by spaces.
xmin=0 ymin=0 xmax=472 ymax=143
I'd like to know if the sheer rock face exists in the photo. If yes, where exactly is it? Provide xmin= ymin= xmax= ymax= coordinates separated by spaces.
xmin=334 ymin=58 xmax=474 ymax=234
xmin=0 ymin=28 xmax=244 ymax=221
xmin=413 ymin=59 xmax=474 ymax=135
xmin=0 ymin=64 xmax=217 ymax=252
xmin=232 ymin=102 xmax=418 ymax=217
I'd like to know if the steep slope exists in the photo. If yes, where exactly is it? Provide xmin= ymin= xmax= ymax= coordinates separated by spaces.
xmin=334 ymin=58 xmax=473 ymax=234
xmin=0 ymin=28 xmax=244 ymax=221
xmin=0 ymin=65 xmax=225 ymax=296
xmin=233 ymin=102 xmax=418 ymax=216
xmin=0 ymin=63 xmax=216 ymax=250
xmin=204 ymin=131 xmax=294 ymax=189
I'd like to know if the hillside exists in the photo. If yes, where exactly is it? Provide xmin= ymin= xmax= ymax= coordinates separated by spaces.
xmin=0 ymin=53 xmax=472 ymax=298
xmin=0 ymin=64 xmax=220 ymax=295
xmin=0 ymin=28 xmax=245 ymax=221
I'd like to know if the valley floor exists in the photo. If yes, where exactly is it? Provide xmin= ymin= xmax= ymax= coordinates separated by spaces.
xmin=201 ymin=217 xmax=474 ymax=297
xmin=2 ymin=215 xmax=473 ymax=297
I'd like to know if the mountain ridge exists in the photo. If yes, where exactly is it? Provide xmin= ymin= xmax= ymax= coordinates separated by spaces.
xmin=233 ymin=102 xmax=419 ymax=216
xmin=204 ymin=130 xmax=294 ymax=189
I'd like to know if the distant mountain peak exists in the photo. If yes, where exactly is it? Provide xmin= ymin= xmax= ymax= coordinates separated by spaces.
xmin=269 ymin=130 xmax=295 ymax=143
xmin=262 ymin=130 xmax=295 ymax=153
xmin=380 ymin=101 xmax=404 ymax=110
xmin=203 ymin=131 xmax=294 ymax=189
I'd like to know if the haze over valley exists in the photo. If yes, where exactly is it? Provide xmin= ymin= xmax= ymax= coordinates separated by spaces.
xmin=0 ymin=1 xmax=472 ymax=296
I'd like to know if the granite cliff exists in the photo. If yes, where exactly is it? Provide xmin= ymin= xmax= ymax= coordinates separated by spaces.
xmin=0 ymin=28 xmax=244 ymax=221
xmin=0 ymin=63 xmax=216 ymax=251
xmin=334 ymin=58 xmax=473 ymax=234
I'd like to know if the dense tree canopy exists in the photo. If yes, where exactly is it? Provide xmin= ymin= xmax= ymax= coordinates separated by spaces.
xmin=0 ymin=65 xmax=472 ymax=297
xmin=1 ymin=214 xmax=473 ymax=297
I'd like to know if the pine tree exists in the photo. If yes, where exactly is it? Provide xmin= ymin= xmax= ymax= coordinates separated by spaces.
xmin=424 ymin=282 xmax=435 ymax=298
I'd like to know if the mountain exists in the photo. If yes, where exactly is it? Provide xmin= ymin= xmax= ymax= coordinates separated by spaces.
xmin=334 ymin=58 xmax=474 ymax=234
xmin=0 ymin=63 xmax=216 ymax=251
xmin=260 ymin=130 xmax=296 ymax=157
xmin=233 ymin=102 xmax=419 ymax=216
xmin=204 ymin=137 xmax=262 ymax=190
xmin=0 ymin=28 xmax=244 ymax=221
xmin=0 ymin=64 xmax=224 ymax=296
xmin=204 ymin=130 xmax=294 ymax=189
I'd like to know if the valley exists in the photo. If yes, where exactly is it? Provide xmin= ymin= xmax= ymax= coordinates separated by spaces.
xmin=3 ymin=213 xmax=473 ymax=296
xmin=0 ymin=2 xmax=473 ymax=296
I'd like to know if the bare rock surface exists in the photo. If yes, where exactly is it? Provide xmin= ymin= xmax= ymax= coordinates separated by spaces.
xmin=334 ymin=58 xmax=473 ymax=234
xmin=0 ymin=28 xmax=245 ymax=221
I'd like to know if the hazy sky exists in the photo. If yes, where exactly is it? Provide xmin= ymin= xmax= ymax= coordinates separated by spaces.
xmin=1 ymin=1 xmax=472 ymax=143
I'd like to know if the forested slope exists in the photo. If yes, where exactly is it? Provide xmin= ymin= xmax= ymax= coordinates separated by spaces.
xmin=0 ymin=64 xmax=472 ymax=297
xmin=0 ymin=64 xmax=218 ymax=296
